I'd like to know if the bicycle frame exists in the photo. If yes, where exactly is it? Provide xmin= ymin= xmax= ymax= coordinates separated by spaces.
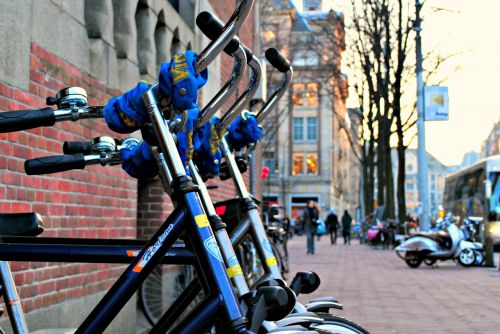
xmin=0 ymin=2 xmax=256 ymax=333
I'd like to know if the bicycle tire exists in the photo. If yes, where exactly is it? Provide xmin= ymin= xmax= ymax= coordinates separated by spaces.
xmin=312 ymin=312 xmax=369 ymax=334
xmin=270 ymin=241 xmax=287 ymax=276
xmin=139 ymin=264 xmax=198 ymax=326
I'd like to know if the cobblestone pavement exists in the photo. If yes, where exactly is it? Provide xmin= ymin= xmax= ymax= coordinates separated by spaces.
xmin=287 ymin=234 xmax=500 ymax=334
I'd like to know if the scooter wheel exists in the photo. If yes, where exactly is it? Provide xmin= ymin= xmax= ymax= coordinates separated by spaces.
xmin=474 ymin=250 xmax=485 ymax=266
xmin=457 ymin=248 xmax=476 ymax=267
xmin=404 ymin=253 xmax=423 ymax=268
xmin=424 ymin=258 xmax=436 ymax=266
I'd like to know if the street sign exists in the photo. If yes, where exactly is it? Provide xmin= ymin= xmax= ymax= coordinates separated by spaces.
xmin=424 ymin=86 xmax=449 ymax=121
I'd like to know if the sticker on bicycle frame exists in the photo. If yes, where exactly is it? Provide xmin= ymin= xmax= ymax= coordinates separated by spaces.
xmin=133 ymin=224 xmax=174 ymax=273
xmin=227 ymin=264 xmax=243 ymax=278
xmin=266 ymin=256 xmax=278 ymax=267
xmin=204 ymin=236 xmax=224 ymax=262
xmin=126 ymin=250 xmax=140 ymax=257
xmin=195 ymin=214 xmax=210 ymax=228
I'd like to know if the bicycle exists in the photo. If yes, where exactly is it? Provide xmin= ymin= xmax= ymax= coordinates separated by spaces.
xmin=0 ymin=2 xmax=260 ymax=333
xmin=137 ymin=12 xmax=369 ymax=334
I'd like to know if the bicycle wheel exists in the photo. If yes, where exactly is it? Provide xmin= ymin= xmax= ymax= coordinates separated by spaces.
xmin=139 ymin=264 xmax=198 ymax=326
xmin=237 ymin=236 xmax=264 ymax=287
xmin=271 ymin=241 xmax=288 ymax=276
xmin=312 ymin=313 xmax=369 ymax=334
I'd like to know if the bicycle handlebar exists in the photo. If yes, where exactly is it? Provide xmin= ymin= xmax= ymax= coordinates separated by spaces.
xmin=0 ymin=107 xmax=55 ymax=133
xmin=265 ymin=48 xmax=291 ymax=73
xmin=63 ymin=141 xmax=92 ymax=155
xmin=256 ymin=49 xmax=293 ymax=123
xmin=0 ymin=105 xmax=104 ymax=134
xmin=194 ymin=0 xmax=254 ymax=74
xmin=25 ymin=154 xmax=87 ymax=175
xmin=196 ymin=12 xmax=254 ymax=65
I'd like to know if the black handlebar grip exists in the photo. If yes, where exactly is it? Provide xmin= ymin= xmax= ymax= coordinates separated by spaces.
xmin=265 ymin=48 xmax=291 ymax=73
xmin=63 ymin=141 xmax=92 ymax=155
xmin=0 ymin=107 xmax=55 ymax=133
xmin=25 ymin=154 xmax=86 ymax=175
xmin=196 ymin=11 xmax=241 ymax=55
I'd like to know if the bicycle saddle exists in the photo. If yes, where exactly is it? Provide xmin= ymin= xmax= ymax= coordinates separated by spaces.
xmin=0 ymin=212 xmax=44 ymax=236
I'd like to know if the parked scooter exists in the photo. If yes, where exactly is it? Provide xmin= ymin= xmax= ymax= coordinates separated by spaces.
xmin=395 ymin=216 xmax=483 ymax=268
xmin=366 ymin=221 xmax=389 ymax=248
xmin=461 ymin=217 xmax=485 ymax=266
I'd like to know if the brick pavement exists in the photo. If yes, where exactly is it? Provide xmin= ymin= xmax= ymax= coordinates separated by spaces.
xmin=287 ymin=235 xmax=500 ymax=334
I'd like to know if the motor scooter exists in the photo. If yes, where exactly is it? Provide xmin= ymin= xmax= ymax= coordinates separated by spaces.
xmin=461 ymin=217 xmax=485 ymax=266
xmin=366 ymin=221 xmax=389 ymax=248
xmin=395 ymin=220 xmax=480 ymax=268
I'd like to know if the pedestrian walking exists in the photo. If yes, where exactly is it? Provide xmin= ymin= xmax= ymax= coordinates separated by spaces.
xmin=282 ymin=215 xmax=291 ymax=239
xmin=326 ymin=208 xmax=339 ymax=245
xmin=303 ymin=200 xmax=319 ymax=254
xmin=341 ymin=210 xmax=352 ymax=245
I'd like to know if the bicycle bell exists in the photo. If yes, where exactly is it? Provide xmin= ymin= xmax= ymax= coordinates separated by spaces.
xmin=90 ymin=136 xmax=116 ymax=153
xmin=46 ymin=87 xmax=88 ymax=109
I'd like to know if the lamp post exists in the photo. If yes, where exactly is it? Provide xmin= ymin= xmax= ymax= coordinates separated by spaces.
xmin=414 ymin=0 xmax=431 ymax=231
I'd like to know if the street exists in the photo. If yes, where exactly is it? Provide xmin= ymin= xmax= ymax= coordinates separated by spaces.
xmin=288 ymin=235 xmax=500 ymax=334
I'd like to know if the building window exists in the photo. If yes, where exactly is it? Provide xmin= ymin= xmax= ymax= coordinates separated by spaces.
xmin=307 ymin=117 xmax=317 ymax=141
xmin=263 ymin=159 xmax=276 ymax=175
xmin=306 ymin=154 xmax=318 ymax=174
xmin=306 ymin=83 xmax=318 ymax=106
xmin=292 ymin=153 xmax=318 ymax=175
xmin=292 ymin=50 xmax=319 ymax=66
xmin=293 ymin=118 xmax=304 ymax=141
xmin=292 ymin=154 xmax=304 ymax=175
xmin=293 ymin=83 xmax=318 ymax=107
xmin=293 ymin=83 xmax=305 ymax=106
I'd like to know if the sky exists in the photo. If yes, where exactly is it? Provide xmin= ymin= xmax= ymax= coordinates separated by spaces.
xmin=297 ymin=0 xmax=500 ymax=166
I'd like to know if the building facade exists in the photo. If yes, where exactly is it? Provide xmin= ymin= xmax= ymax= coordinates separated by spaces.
xmin=260 ymin=0 xmax=359 ymax=220
xmin=400 ymin=149 xmax=457 ymax=218
xmin=481 ymin=117 xmax=500 ymax=158
xmin=0 ymin=0 xmax=257 ymax=331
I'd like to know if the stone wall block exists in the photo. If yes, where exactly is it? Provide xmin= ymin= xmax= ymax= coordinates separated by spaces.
xmin=112 ymin=0 xmax=138 ymax=61
xmin=107 ymin=45 xmax=119 ymax=88
xmin=0 ymin=0 xmax=33 ymax=89
xmin=117 ymin=59 xmax=140 ymax=92
xmin=88 ymin=39 xmax=108 ymax=83
xmin=136 ymin=7 xmax=157 ymax=76
xmin=84 ymin=0 xmax=112 ymax=41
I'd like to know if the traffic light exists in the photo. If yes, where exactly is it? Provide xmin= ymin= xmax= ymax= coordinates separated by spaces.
xmin=261 ymin=166 xmax=270 ymax=180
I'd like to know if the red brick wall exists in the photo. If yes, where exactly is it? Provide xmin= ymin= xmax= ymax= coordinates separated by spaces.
xmin=0 ymin=43 xmax=137 ymax=312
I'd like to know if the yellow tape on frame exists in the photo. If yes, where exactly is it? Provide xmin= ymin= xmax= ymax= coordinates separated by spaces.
xmin=266 ymin=256 xmax=278 ymax=267
xmin=226 ymin=264 xmax=243 ymax=278
xmin=195 ymin=214 xmax=210 ymax=228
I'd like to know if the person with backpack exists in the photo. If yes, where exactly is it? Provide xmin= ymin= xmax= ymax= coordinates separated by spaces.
xmin=303 ymin=200 xmax=320 ymax=254
xmin=341 ymin=210 xmax=353 ymax=245
xmin=326 ymin=208 xmax=339 ymax=245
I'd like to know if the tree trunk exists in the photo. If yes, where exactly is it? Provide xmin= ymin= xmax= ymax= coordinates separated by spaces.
xmin=396 ymin=142 xmax=406 ymax=223
xmin=376 ymin=116 xmax=386 ymax=208
xmin=384 ymin=139 xmax=395 ymax=219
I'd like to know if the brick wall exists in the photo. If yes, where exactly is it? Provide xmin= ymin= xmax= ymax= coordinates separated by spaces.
xmin=0 ymin=43 xmax=137 ymax=313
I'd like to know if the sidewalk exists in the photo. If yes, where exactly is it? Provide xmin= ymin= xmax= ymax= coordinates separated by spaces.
xmin=287 ymin=235 xmax=500 ymax=334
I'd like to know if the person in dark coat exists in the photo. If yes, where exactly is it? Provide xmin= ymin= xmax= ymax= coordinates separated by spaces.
xmin=303 ymin=200 xmax=319 ymax=254
xmin=341 ymin=210 xmax=352 ymax=245
xmin=326 ymin=208 xmax=339 ymax=245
